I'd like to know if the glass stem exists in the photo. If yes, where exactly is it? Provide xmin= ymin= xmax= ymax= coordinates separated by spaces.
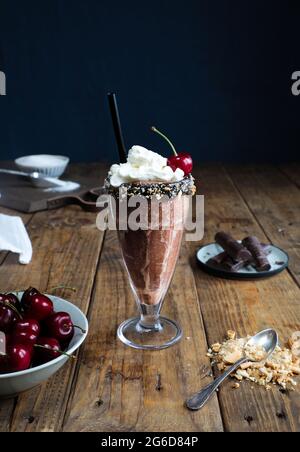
xmin=138 ymin=303 xmax=163 ymax=331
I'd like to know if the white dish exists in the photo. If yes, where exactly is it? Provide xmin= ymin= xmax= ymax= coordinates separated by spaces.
xmin=15 ymin=155 xmax=69 ymax=178
xmin=0 ymin=294 xmax=88 ymax=398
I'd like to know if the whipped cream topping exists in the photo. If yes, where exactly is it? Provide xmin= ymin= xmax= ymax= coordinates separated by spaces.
xmin=108 ymin=145 xmax=184 ymax=187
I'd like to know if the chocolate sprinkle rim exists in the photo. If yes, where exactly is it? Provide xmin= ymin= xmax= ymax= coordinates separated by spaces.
xmin=105 ymin=174 xmax=196 ymax=199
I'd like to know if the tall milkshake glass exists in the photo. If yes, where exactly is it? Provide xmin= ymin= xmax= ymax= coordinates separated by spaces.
xmin=111 ymin=179 xmax=192 ymax=350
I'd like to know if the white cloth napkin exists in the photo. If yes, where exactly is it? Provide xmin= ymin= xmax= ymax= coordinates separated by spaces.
xmin=0 ymin=214 xmax=32 ymax=264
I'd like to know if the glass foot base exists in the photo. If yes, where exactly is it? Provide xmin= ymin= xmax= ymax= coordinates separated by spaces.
xmin=117 ymin=316 xmax=182 ymax=350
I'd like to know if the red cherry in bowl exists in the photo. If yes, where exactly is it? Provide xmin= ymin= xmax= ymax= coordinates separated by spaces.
xmin=151 ymin=126 xmax=193 ymax=176
xmin=34 ymin=336 xmax=77 ymax=365
xmin=43 ymin=312 xmax=75 ymax=344
xmin=21 ymin=287 xmax=39 ymax=305
xmin=34 ymin=337 xmax=61 ymax=364
xmin=0 ymin=352 xmax=8 ymax=374
xmin=0 ymin=293 xmax=21 ymax=311
xmin=9 ymin=319 xmax=40 ymax=346
xmin=0 ymin=344 xmax=33 ymax=373
xmin=0 ymin=305 xmax=18 ymax=333
xmin=21 ymin=288 xmax=53 ymax=321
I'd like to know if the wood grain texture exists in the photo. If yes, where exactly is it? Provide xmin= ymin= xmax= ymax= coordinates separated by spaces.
xmin=189 ymin=165 xmax=300 ymax=432
xmin=226 ymin=165 xmax=300 ymax=285
xmin=279 ymin=163 xmax=300 ymax=188
xmin=0 ymin=163 xmax=299 ymax=432
xmin=62 ymin=231 xmax=224 ymax=432
xmin=0 ymin=399 xmax=15 ymax=432
xmin=0 ymin=163 xmax=107 ymax=432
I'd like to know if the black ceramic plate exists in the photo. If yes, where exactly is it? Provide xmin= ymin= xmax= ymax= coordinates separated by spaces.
xmin=196 ymin=242 xmax=289 ymax=280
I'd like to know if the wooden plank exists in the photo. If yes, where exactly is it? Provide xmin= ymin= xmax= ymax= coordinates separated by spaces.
xmin=0 ymin=163 xmax=108 ymax=432
xmin=1 ymin=162 xmax=298 ymax=432
xmin=0 ymin=399 xmax=15 ymax=432
xmin=279 ymin=163 xmax=300 ymax=188
xmin=188 ymin=165 xmax=300 ymax=432
xmin=62 ymin=231 xmax=224 ymax=432
xmin=226 ymin=165 xmax=300 ymax=285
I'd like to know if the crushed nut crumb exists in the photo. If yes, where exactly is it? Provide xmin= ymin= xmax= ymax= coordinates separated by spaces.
xmin=211 ymin=343 xmax=221 ymax=353
xmin=227 ymin=330 xmax=236 ymax=340
xmin=207 ymin=330 xmax=300 ymax=390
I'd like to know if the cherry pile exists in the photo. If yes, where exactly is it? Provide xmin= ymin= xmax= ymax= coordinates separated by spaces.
xmin=0 ymin=288 xmax=83 ymax=374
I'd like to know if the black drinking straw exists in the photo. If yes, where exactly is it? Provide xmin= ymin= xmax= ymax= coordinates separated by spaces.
xmin=107 ymin=92 xmax=127 ymax=163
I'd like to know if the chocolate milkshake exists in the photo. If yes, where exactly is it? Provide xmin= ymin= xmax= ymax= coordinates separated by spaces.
xmin=119 ymin=197 xmax=185 ymax=307
xmin=106 ymin=144 xmax=195 ymax=350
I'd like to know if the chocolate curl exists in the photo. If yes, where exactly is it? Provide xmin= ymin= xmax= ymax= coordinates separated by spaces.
xmin=207 ymin=252 xmax=232 ymax=271
xmin=206 ymin=241 xmax=270 ymax=273
xmin=215 ymin=232 xmax=252 ymax=262
xmin=242 ymin=236 xmax=271 ymax=272
xmin=207 ymin=252 xmax=251 ymax=272
xmin=222 ymin=255 xmax=250 ymax=272
xmin=208 ymin=251 xmax=227 ymax=265
xmin=206 ymin=256 xmax=224 ymax=270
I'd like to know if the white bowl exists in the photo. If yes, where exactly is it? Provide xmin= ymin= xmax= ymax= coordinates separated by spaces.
xmin=0 ymin=294 xmax=88 ymax=398
xmin=15 ymin=154 xmax=70 ymax=178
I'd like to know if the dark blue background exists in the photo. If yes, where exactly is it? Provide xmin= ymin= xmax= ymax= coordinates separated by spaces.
xmin=0 ymin=0 xmax=299 ymax=163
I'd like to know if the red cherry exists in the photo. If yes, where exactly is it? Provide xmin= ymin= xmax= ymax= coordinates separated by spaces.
xmin=9 ymin=319 xmax=40 ymax=346
xmin=8 ymin=344 xmax=33 ymax=372
xmin=151 ymin=126 xmax=193 ymax=176
xmin=0 ymin=305 xmax=18 ymax=333
xmin=0 ymin=293 xmax=21 ymax=311
xmin=21 ymin=288 xmax=53 ymax=321
xmin=21 ymin=287 xmax=39 ymax=305
xmin=0 ymin=344 xmax=32 ymax=373
xmin=15 ymin=318 xmax=40 ymax=336
xmin=0 ymin=354 xmax=8 ymax=373
xmin=34 ymin=337 xmax=61 ymax=364
xmin=167 ymin=152 xmax=193 ymax=175
xmin=43 ymin=312 xmax=74 ymax=344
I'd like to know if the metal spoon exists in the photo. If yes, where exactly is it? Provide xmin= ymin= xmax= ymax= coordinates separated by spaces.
xmin=0 ymin=168 xmax=65 ymax=188
xmin=186 ymin=328 xmax=278 ymax=411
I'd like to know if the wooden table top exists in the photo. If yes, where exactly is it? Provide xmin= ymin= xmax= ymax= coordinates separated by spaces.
xmin=0 ymin=162 xmax=299 ymax=432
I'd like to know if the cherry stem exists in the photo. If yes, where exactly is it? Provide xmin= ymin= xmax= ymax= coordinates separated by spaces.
xmin=73 ymin=325 xmax=86 ymax=334
xmin=50 ymin=285 xmax=77 ymax=293
xmin=34 ymin=344 xmax=77 ymax=360
xmin=4 ymin=302 xmax=23 ymax=320
xmin=151 ymin=126 xmax=178 ymax=156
